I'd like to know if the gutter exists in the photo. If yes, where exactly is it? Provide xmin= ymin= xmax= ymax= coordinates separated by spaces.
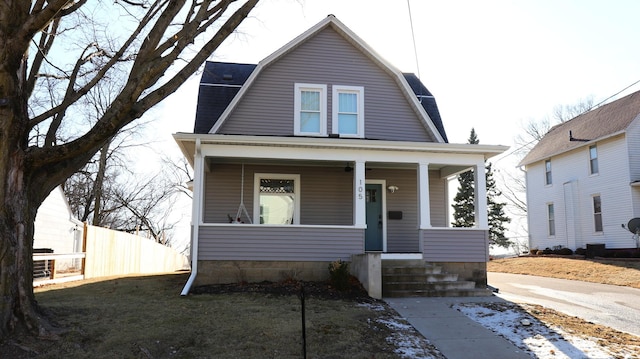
xmin=181 ymin=138 xmax=202 ymax=296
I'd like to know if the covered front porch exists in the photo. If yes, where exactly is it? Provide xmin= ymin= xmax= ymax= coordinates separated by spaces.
xmin=175 ymin=134 xmax=507 ymax=293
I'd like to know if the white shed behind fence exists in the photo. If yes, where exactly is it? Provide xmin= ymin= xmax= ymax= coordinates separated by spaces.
xmin=33 ymin=186 xmax=83 ymax=254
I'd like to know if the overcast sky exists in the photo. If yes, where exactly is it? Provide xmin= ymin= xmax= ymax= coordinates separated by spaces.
xmin=159 ymin=0 xmax=640 ymax=151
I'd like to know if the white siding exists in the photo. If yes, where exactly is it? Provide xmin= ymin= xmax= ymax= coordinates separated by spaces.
xmin=33 ymin=187 xmax=82 ymax=253
xmin=526 ymin=134 xmax=636 ymax=250
xmin=626 ymin=115 xmax=640 ymax=182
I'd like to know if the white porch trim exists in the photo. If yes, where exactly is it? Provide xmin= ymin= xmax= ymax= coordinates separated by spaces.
xmin=366 ymin=179 xmax=387 ymax=252
xmin=354 ymin=160 xmax=366 ymax=228
xmin=474 ymin=161 xmax=489 ymax=229
xmin=417 ymin=162 xmax=431 ymax=229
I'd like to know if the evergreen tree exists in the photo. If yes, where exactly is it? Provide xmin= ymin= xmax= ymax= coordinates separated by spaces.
xmin=486 ymin=162 xmax=511 ymax=248
xmin=451 ymin=129 xmax=512 ymax=248
xmin=452 ymin=129 xmax=478 ymax=227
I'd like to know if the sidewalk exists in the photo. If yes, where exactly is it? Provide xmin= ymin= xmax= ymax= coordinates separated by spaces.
xmin=385 ymin=296 xmax=531 ymax=359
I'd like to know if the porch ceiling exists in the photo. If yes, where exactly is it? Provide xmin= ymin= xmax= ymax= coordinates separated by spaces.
xmin=205 ymin=157 xmax=468 ymax=174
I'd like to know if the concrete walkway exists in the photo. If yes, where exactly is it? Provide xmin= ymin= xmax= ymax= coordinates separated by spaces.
xmin=385 ymin=296 xmax=531 ymax=359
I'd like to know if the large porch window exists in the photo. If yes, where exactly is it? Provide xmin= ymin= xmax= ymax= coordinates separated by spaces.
xmin=254 ymin=173 xmax=300 ymax=225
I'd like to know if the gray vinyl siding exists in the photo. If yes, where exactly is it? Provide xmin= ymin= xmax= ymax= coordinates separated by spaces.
xmin=421 ymin=229 xmax=489 ymax=262
xmin=218 ymin=27 xmax=436 ymax=142
xmin=429 ymin=170 xmax=448 ymax=227
xmin=204 ymin=163 xmax=352 ymax=225
xmin=198 ymin=226 xmax=364 ymax=261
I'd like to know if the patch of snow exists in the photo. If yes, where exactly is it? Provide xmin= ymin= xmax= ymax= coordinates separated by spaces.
xmin=376 ymin=315 xmax=443 ymax=359
xmin=357 ymin=302 xmax=387 ymax=312
xmin=453 ymin=303 xmax=630 ymax=359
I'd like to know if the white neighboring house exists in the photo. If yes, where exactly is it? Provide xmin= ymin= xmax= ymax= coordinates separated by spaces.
xmin=33 ymin=186 xmax=83 ymax=254
xmin=520 ymin=90 xmax=640 ymax=251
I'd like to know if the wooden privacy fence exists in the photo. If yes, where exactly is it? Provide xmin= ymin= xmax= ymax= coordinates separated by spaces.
xmin=34 ymin=223 xmax=190 ymax=286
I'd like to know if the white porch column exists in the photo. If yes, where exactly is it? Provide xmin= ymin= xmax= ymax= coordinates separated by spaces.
xmin=474 ymin=162 xmax=488 ymax=229
xmin=192 ymin=140 xmax=205 ymax=226
xmin=417 ymin=162 xmax=431 ymax=229
xmin=354 ymin=160 xmax=366 ymax=227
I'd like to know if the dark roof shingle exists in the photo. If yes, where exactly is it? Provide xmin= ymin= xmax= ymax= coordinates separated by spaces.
xmin=193 ymin=62 xmax=256 ymax=134
xmin=520 ymin=90 xmax=640 ymax=166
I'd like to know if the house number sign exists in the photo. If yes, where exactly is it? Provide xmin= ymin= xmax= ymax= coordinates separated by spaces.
xmin=358 ymin=180 xmax=363 ymax=200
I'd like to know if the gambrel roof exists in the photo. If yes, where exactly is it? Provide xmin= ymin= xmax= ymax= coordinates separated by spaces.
xmin=194 ymin=15 xmax=448 ymax=142
xmin=519 ymin=90 xmax=640 ymax=166
xmin=194 ymin=62 xmax=448 ymax=142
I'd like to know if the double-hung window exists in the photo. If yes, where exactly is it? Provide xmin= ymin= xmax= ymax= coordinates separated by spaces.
xmin=593 ymin=195 xmax=603 ymax=232
xmin=294 ymin=84 xmax=327 ymax=136
xmin=254 ymin=174 xmax=300 ymax=225
xmin=544 ymin=160 xmax=552 ymax=185
xmin=589 ymin=145 xmax=599 ymax=175
xmin=332 ymin=85 xmax=364 ymax=138
xmin=547 ymin=203 xmax=555 ymax=236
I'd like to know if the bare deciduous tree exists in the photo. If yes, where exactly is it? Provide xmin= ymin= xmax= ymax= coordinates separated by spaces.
xmin=0 ymin=0 xmax=259 ymax=338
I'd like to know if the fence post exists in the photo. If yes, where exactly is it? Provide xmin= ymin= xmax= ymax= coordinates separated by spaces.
xmin=81 ymin=222 xmax=88 ymax=276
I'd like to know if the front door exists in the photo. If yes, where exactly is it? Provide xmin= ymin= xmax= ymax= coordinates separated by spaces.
xmin=365 ymin=184 xmax=383 ymax=251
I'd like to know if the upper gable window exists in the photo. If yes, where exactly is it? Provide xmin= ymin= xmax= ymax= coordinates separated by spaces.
xmin=544 ymin=160 xmax=552 ymax=185
xmin=332 ymin=85 xmax=364 ymax=138
xmin=589 ymin=145 xmax=599 ymax=175
xmin=294 ymin=83 xmax=327 ymax=136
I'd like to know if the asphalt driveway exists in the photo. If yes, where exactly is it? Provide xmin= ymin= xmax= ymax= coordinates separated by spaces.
xmin=488 ymin=272 xmax=640 ymax=336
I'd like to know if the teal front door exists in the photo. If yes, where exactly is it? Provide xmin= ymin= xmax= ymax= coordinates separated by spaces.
xmin=365 ymin=184 xmax=383 ymax=251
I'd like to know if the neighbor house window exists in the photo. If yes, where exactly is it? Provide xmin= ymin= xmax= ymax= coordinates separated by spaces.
xmin=545 ymin=160 xmax=552 ymax=185
xmin=547 ymin=203 xmax=555 ymax=236
xmin=294 ymin=83 xmax=327 ymax=136
xmin=332 ymin=85 xmax=364 ymax=138
xmin=254 ymin=174 xmax=300 ymax=225
xmin=589 ymin=145 xmax=599 ymax=175
xmin=593 ymin=195 xmax=603 ymax=232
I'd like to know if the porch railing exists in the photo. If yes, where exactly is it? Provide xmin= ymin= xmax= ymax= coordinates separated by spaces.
xmin=33 ymin=252 xmax=86 ymax=286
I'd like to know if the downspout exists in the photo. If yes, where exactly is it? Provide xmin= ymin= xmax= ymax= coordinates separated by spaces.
xmin=181 ymin=138 xmax=202 ymax=296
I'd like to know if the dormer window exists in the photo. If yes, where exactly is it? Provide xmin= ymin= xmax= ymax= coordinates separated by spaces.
xmin=332 ymin=85 xmax=364 ymax=138
xmin=294 ymin=83 xmax=327 ymax=136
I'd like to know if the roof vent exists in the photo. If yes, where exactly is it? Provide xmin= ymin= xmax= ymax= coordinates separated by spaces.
xmin=223 ymin=74 xmax=233 ymax=81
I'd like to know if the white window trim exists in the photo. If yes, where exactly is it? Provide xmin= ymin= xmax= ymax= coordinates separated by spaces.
xmin=546 ymin=203 xmax=555 ymax=237
xmin=592 ymin=194 xmax=603 ymax=233
xmin=253 ymin=173 xmax=301 ymax=225
xmin=294 ymin=83 xmax=327 ymax=137
xmin=544 ymin=159 xmax=552 ymax=186
xmin=589 ymin=145 xmax=599 ymax=176
xmin=332 ymin=85 xmax=364 ymax=138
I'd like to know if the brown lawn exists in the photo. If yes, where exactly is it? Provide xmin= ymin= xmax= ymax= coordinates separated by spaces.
xmin=488 ymin=256 xmax=640 ymax=289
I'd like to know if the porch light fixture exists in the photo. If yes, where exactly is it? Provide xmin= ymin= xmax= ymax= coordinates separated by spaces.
xmin=387 ymin=185 xmax=399 ymax=193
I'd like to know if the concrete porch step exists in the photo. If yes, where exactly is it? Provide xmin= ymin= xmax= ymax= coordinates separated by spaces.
xmin=384 ymin=280 xmax=476 ymax=292
xmin=383 ymin=272 xmax=460 ymax=283
xmin=382 ymin=266 xmax=443 ymax=275
xmin=383 ymin=287 xmax=493 ymax=298
xmin=381 ymin=258 xmax=491 ymax=298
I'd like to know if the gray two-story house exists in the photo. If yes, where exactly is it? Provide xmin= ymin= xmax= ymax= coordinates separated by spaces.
xmin=175 ymin=15 xmax=507 ymax=298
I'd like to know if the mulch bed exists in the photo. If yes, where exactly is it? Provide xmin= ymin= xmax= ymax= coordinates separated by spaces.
xmin=192 ymin=276 xmax=375 ymax=302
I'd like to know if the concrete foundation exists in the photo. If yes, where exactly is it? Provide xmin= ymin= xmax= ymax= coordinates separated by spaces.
xmin=195 ymin=260 xmax=330 ymax=286
xmin=351 ymin=253 xmax=382 ymax=299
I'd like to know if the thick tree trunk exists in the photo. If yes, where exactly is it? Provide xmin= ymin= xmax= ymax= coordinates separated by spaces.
xmin=0 ymin=166 xmax=43 ymax=337
xmin=0 ymin=55 xmax=43 ymax=338
xmin=0 ymin=3 xmax=48 ymax=336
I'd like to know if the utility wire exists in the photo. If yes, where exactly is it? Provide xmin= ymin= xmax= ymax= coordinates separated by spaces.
xmin=592 ymin=78 xmax=640 ymax=109
xmin=406 ymin=0 xmax=422 ymax=98
xmin=491 ymin=77 xmax=640 ymax=165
